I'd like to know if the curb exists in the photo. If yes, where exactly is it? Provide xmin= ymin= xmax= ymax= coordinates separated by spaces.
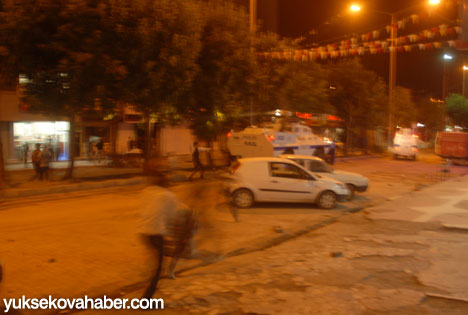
xmin=0 ymin=177 xmax=147 ymax=200
xmin=0 ymin=171 xmax=227 ymax=200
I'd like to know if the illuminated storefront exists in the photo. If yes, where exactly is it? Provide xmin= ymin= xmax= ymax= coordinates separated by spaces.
xmin=12 ymin=121 xmax=70 ymax=161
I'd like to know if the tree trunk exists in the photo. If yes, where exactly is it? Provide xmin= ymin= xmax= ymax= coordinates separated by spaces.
xmin=64 ymin=116 xmax=76 ymax=180
xmin=0 ymin=138 xmax=6 ymax=189
xmin=153 ymin=124 xmax=161 ymax=158
xmin=144 ymin=114 xmax=153 ymax=161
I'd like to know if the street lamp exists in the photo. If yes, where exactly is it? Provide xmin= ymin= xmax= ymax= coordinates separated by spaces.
xmin=249 ymin=0 xmax=257 ymax=125
xmin=442 ymin=53 xmax=453 ymax=100
xmin=350 ymin=1 xmax=441 ymax=148
xmin=349 ymin=4 xmax=361 ymax=12
xmin=463 ymin=65 xmax=468 ymax=97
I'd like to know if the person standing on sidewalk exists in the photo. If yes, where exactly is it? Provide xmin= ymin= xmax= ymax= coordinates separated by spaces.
xmin=139 ymin=169 xmax=198 ymax=299
xmin=188 ymin=142 xmax=210 ymax=180
xmin=39 ymin=145 xmax=52 ymax=181
xmin=31 ymin=143 xmax=42 ymax=180
xmin=22 ymin=143 xmax=29 ymax=165
xmin=95 ymin=139 xmax=104 ymax=163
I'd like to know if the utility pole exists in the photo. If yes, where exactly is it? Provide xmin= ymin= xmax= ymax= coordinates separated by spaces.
xmin=249 ymin=0 xmax=257 ymax=126
xmin=388 ymin=13 xmax=397 ymax=149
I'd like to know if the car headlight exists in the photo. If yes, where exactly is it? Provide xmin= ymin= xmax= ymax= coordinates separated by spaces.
xmin=333 ymin=183 xmax=347 ymax=191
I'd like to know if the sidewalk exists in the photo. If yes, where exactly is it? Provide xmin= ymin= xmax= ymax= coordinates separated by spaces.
xmin=1 ymin=160 xmax=146 ymax=199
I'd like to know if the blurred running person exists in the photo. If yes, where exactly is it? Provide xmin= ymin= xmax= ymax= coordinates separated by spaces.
xmin=39 ymin=145 xmax=52 ymax=180
xmin=139 ymin=169 xmax=197 ymax=299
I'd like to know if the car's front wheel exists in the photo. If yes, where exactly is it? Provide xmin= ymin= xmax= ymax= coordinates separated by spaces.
xmin=232 ymin=189 xmax=254 ymax=208
xmin=317 ymin=191 xmax=337 ymax=209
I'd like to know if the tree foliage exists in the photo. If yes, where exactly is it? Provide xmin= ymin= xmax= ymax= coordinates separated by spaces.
xmin=188 ymin=1 xmax=254 ymax=141
xmin=254 ymin=33 xmax=330 ymax=115
xmin=445 ymin=93 xmax=468 ymax=127
xmin=393 ymin=86 xmax=417 ymax=127
xmin=329 ymin=58 xmax=387 ymax=151
xmin=253 ymin=59 xmax=329 ymax=115
xmin=111 ymin=0 xmax=202 ymax=119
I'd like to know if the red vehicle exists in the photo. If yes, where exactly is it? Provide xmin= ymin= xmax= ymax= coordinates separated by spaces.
xmin=435 ymin=132 xmax=468 ymax=161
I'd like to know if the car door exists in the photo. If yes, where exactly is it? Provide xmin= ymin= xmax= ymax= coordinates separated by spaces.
xmin=259 ymin=162 xmax=316 ymax=202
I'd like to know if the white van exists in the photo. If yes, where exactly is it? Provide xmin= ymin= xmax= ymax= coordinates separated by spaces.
xmin=226 ymin=157 xmax=350 ymax=209
xmin=393 ymin=129 xmax=418 ymax=160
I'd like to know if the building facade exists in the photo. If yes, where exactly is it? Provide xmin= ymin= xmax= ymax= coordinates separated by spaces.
xmin=0 ymin=89 xmax=197 ymax=164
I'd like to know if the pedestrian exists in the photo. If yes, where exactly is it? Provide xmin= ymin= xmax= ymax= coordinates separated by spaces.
xmin=87 ymin=138 xmax=93 ymax=161
xmin=31 ymin=143 xmax=42 ymax=180
xmin=95 ymin=139 xmax=104 ymax=163
xmin=139 ymin=167 xmax=198 ymax=299
xmin=39 ymin=145 xmax=52 ymax=181
xmin=22 ymin=143 xmax=29 ymax=165
xmin=188 ymin=141 xmax=209 ymax=180
xmin=127 ymin=136 xmax=133 ymax=152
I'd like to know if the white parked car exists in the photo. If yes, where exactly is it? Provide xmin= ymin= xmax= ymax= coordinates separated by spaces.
xmin=226 ymin=157 xmax=350 ymax=209
xmin=279 ymin=154 xmax=369 ymax=200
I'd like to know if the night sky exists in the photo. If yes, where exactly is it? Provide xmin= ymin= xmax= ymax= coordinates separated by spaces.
xmin=245 ymin=0 xmax=465 ymax=99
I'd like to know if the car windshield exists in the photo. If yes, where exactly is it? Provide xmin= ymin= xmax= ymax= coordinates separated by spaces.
xmin=309 ymin=160 xmax=333 ymax=173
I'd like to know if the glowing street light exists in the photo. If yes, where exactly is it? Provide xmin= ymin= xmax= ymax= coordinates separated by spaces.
xmin=349 ymin=4 xmax=361 ymax=12
xmin=442 ymin=53 xmax=453 ymax=99
xmin=429 ymin=0 xmax=441 ymax=5
xmin=463 ymin=65 xmax=468 ymax=98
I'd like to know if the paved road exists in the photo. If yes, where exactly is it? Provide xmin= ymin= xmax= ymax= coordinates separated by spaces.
xmin=1 ymin=156 xmax=467 ymax=313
